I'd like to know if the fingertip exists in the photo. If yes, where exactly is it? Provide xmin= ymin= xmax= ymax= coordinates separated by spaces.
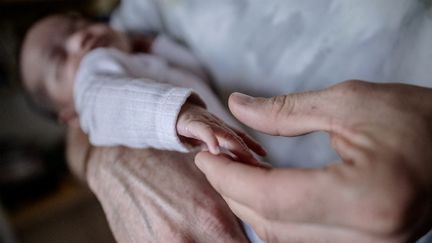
xmin=207 ymin=135 xmax=220 ymax=155
xmin=194 ymin=151 xmax=210 ymax=172
xmin=195 ymin=152 xmax=240 ymax=181
xmin=210 ymin=145 xmax=220 ymax=155
xmin=249 ymin=157 xmax=272 ymax=169
xmin=228 ymin=93 xmax=256 ymax=116
xmin=229 ymin=92 xmax=256 ymax=105
xmin=258 ymin=161 xmax=272 ymax=169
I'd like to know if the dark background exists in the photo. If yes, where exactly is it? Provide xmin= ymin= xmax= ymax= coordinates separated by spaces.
xmin=0 ymin=0 xmax=119 ymax=242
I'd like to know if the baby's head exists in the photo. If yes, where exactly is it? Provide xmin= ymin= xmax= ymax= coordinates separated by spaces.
xmin=21 ymin=14 xmax=130 ymax=125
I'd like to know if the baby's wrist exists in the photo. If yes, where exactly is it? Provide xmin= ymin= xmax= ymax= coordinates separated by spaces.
xmin=184 ymin=93 xmax=206 ymax=109
xmin=176 ymin=94 xmax=207 ymax=124
xmin=177 ymin=102 xmax=206 ymax=124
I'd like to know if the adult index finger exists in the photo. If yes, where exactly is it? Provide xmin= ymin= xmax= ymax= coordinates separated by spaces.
xmin=194 ymin=152 xmax=328 ymax=223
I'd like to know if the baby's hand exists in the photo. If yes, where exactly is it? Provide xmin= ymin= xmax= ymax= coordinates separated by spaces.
xmin=176 ymin=103 xmax=266 ymax=166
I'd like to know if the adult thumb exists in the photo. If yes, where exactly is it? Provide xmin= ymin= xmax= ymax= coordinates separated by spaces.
xmin=228 ymin=91 xmax=336 ymax=137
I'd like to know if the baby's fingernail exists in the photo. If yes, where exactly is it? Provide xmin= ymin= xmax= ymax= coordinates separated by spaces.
xmin=213 ymin=146 xmax=220 ymax=155
xmin=249 ymin=157 xmax=271 ymax=169
xmin=201 ymin=145 xmax=209 ymax=152
xmin=231 ymin=92 xmax=255 ymax=105
xmin=257 ymin=161 xmax=272 ymax=169
xmin=249 ymin=158 xmax=272 ymax=169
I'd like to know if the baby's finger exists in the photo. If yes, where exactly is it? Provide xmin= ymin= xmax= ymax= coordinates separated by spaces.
xmin=191 ymin=123 xmax=220 ymax=154
xmin=232 ymin=128 xmax=267 ymax=156
xmin=215 ymin=128 xmax=261 ymax=166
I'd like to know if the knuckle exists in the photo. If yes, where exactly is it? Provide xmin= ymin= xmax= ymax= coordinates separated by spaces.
xmin=274 ymin=95 xmax=294 ymax=113
xmin=332 ymin=80 xmax=370 ymax=97
xmin=360 ymin=172 xmax=422 ymax=236
xmin=338 ymin=79 xmax=368 ymax=90
xmin=201 ymin=124 xmax=214 ymax=133
xmin=267 ymin=95 xmax=295 ymax=129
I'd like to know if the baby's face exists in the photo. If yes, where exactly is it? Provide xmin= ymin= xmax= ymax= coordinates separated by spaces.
xmin=22 ymin=15 xmax=130 ymax=121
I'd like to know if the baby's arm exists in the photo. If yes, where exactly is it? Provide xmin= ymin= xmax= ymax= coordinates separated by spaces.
xmin=75 ymin=48 xmax=265 ymax=161
xmin=75 ymin=49 xmax=196 ymax=152
xmin=177 ymin=102 xmax=267 ymax=166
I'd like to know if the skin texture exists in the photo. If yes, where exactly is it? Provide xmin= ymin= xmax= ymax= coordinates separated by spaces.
xmin=21 ymin=14 xmax=261 ymax=161
xmin=195 ymin=80 xmax=432 ymax=243
xmin=67 ymin=127 xmax=249 ymax=243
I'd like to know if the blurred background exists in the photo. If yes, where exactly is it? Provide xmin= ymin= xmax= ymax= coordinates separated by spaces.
xmin=0 ymin=0 xmax=119 ymax=242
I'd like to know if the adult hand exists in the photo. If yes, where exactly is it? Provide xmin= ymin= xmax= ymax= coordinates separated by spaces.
xmin=195 ymin=80 xmax=432 ymax=242
xmin=67 ymin=127 xmax=248 ymax=243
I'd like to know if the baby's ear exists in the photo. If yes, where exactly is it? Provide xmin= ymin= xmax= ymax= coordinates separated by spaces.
xmin=58 ymin=109 xmax=80 ymax=128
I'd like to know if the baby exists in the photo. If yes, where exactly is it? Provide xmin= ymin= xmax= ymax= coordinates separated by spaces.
xmin=20 ymin=14 xmax=266 ymax=164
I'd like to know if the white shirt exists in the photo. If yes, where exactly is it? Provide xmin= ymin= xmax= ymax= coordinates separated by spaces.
xmin=111 ymin=0 xmax=432 ymax=168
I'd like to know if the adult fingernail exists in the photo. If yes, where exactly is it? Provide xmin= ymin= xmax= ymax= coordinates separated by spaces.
xmin=258 ymin=161 xmax=272 ymax=169
xmin=194 ymin=154 xmax=206 ymax=171
xmin=231 ymin=92 xmax=255 ymax=105
xmin=250 ymin=157 xmax=272 ymax=169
